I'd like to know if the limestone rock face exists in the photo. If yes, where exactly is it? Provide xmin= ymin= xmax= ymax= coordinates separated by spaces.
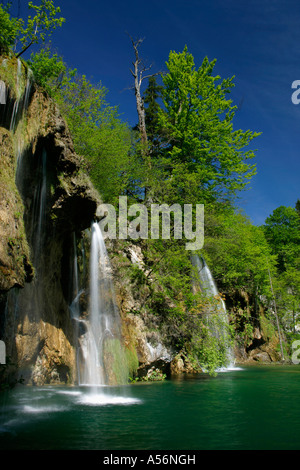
xmin=0 ymin=129 xmax=33 ymax=296
xmin=0 ymin=57 xmax=100 ymax=385
xmin=124 ymin=313 xmax=173 ymax=378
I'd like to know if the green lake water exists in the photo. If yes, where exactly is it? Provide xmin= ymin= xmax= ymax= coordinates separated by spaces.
xmin=0 ymin=364 xmax=300 ymax=450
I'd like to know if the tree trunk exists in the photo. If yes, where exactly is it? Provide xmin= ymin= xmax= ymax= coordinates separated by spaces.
xmin=130 ymin=37 xmax=148 ymax=147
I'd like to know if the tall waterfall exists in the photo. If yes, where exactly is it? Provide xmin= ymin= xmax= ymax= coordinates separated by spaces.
xmin=191 ymin=254 xmax=235 ymax=370
xmin=70 ymin=222 xmax=128 ymax=387
xmin=31 ymin=149 xmax=48 ymax=265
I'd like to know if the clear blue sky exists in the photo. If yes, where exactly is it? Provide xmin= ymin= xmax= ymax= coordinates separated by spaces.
xmin=18 ymin=0 xmax=300 ymax=225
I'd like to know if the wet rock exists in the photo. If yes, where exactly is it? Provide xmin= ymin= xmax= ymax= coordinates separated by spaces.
xmin=0 ymin=59 xmax=100 ymax=386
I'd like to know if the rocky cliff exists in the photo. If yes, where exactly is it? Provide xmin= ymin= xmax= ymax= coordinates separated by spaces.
xmin=0 ymin=56 xmax=100 ymax=385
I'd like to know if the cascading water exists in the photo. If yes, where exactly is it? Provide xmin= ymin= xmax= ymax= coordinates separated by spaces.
xmin=0 ymin=80 xmax=5 ymax=104
xmin=32 ymin=149 xmax=48 ymax=263
xmin=1 ymin=58 xmax=33 ymax=134
xmin=9 ymin=59 xmax=22 ymax=132
xmin=191 ymin=254 xmax=235 ymax=370
xmin=70 ymin=222 xmax=128 ymax=389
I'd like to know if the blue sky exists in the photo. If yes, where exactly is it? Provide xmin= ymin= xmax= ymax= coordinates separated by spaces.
xmin=18 ymin=0 xmax=300 ymax=225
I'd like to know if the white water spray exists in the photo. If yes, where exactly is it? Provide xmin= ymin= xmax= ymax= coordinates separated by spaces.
xmin=71 ymin=222 xmax=128 ymax=388
xmin=0 ymin=80 xmax=6 ymax=104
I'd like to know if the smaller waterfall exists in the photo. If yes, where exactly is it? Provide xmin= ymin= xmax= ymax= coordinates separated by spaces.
xmin=0 ymin=80 xmax=6 ymax=104
xmin=9 ymin=59 xmax=22 ymax=132
xmin=30 ymin=149 xmax=48 ymax=266
xmin=191 ymin=254 xmax=235 ymax=370
xmin=23 ymin=68 xmax=33 ymax=112
xmin=70 ymin=223 xmax=128 ymax=388
xmin=1 ymin=59 xmax=33 ymax=133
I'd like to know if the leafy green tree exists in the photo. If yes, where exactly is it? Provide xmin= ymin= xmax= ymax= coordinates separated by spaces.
xmin=0 ymin=3 xmax=22 ymax=54
xmin=204 ymin=209 xmax=277 ymax=295
xmin=264 ymin=204 xmax=300 ymax=344
xmin=28 ymin=46 xmax=67 ymax=93
xmin=155 ymin=47 xmax=260 ymax=205
xmin=0 ymin=1 xmax=64 ymax=57
xmin=264 ymin=205 xmax=300 ymax=272
xmin=143 ymin=75 xmax=163 ymax=152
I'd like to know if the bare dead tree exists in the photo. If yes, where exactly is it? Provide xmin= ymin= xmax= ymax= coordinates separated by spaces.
xmin=128 ymin=35 xmax=161 ymax=147
xmin=129 ymin=36 xmax=148 ymax=146
xmin=127 ymin=34 xmax=163 ymax=203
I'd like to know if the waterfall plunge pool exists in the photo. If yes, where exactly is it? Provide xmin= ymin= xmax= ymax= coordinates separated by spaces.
xmin=1 ymin=364 xmax=300 ymax=450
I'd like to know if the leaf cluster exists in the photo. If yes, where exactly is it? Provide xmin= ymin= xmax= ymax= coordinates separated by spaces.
xmin=0 ymin=1 xmax=64 ymax=57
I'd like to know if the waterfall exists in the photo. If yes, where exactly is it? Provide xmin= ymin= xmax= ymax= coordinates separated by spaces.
xmin=23 ymin=68 xmax=33 ymax=112
xmin=0 ymin=80 xmax=5 ymax=104
xmin=191 ymin=254 xmax=235 ymax=370
xmin=32 ymin=149 xmax=48 ymax=262
xmin=70 ymin=222 xmax=128 ymax=388
xmin=1 ymin=58 xmax=33 ymax=133
xmin=9 ymin=59 xmax=22 ymax=132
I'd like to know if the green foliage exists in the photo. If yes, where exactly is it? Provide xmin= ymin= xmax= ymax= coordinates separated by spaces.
xmin=144 ymin=75 xmax=164 ymax=153
xmin=29 ymin=48 xmax=135 ymax=204
xmin=264 ymin=205 xmax=300 ymax=273
xmin=204 ymin=208 xmax=277 ymax=296
xmin=154 ymin=47 xmax=260 ymax=205
xmin=183 ymin=313 xmax=233 ymax=376
xmin=0 ymin=3 xmax=22 ymax=53
xmin=17 ymin=1 xmax=65 ymax=56
xmin=134 ymin=367 xmax=167 ymax=382
xmin=103 ymin=338 xmax=129 ymax=385
xmin=262 ymin=203 xmax=300 ymax=349
xmin=27 ymin=47 xmax=67 ymax=93
xmin=0 ymin=1 xmax=64 ymax=57
xmin=296 ymin=199 xmax=300 ymax=217
xmin=125 ymin=346 xmax=139 ymax=380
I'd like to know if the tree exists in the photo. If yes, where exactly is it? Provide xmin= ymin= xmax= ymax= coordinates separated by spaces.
xmin=16 ymin=1 xmax=65 ymax=57
xmin=0 ymin=3 xmax=22 ymax=54
xmin=263 ymin=205 xmax=300 ymax=352
xmin=128 ymin=36 xmax=149 ymax=148
xmin=128 ymin=35 xmax=162 ymax=191
xmin=28 ymin=46 xmax=67 ymax=93
xmin=296 ymin=199 xmax=300 ymax=217
xmin=264 ymin=205 xmax=300 ymax=272
xmin=156 ymin=47 xmax=260 ymax=205
xmin=0 ymin=1 xmax=65 ymax=58
xmin=143 ymin=75 xmax=163 ymax=152
xmin=204 ymin=209 xmax=277 ymax=294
